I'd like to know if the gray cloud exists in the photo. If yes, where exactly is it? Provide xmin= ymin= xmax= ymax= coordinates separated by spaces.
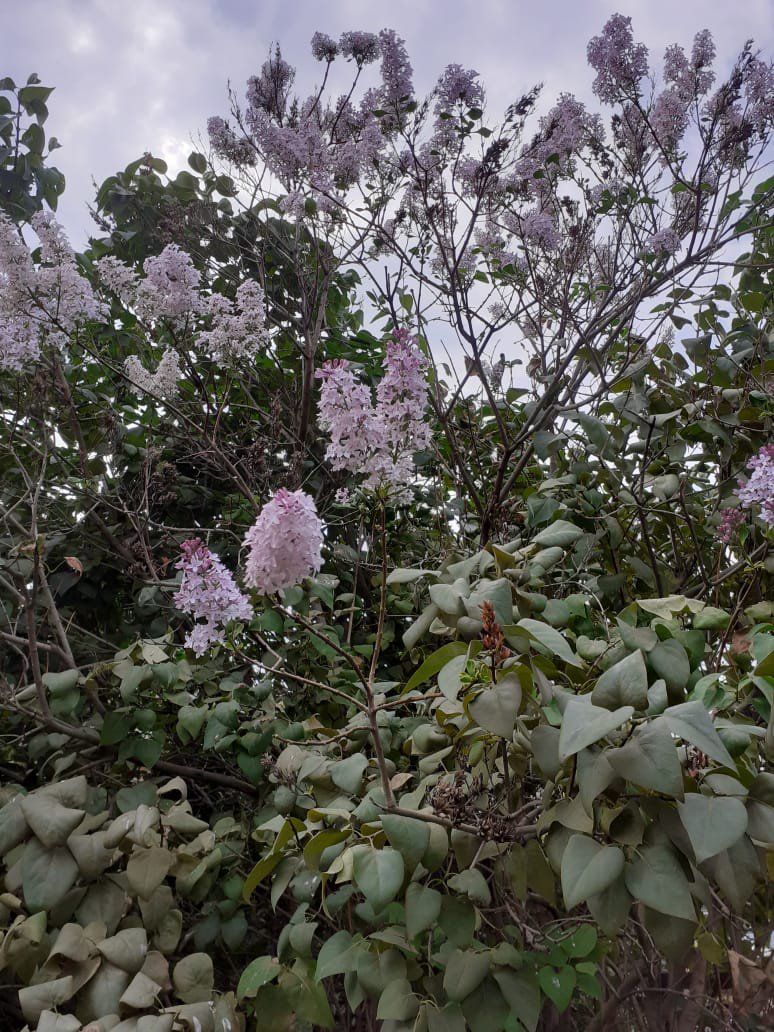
xmin=6 ymin=0 xmax=773 ymax=245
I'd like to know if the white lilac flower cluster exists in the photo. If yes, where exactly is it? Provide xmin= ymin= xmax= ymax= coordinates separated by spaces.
xmin=316 ymin=328 xmax=429 ymax=499
xmin=0 ymin=213 xmax=104 ymax=371
xmin=641 ymin=227 xmax=682 ymax=258
xmin=97 ymin=245 xmax=202 ymax=330
xmin=174 ymin=538 xmax=253 ymax=656
xmin=243 ymin=488 xmax=324 ymax=595
xmin=123 ymin=349 xmax=182 ymax=398
xmin=96 ymin=248 xmax=271 ymax=395
xmin=198 ymin=280 xmax=271 ymax=363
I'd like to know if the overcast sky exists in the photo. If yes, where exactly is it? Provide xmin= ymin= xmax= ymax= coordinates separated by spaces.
xmin=5 ymin=0 xmax=774 ymax=246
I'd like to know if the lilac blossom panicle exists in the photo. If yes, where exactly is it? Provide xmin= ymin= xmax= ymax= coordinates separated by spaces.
xmin=136 ymin=244 xmax=203 ymax=326
xmin=316 ymin=329 xmax=429 ymax=498
xmin=650 ymin=88 xmax=690 ymax=152
xmin=311 ymin=32 xmax=338 ymax=63
xmin=315 ymin=361 xmax=377 ymax=474
xmin=375 ymin=328 xmax=432 ymax=453
xmin=175 ymin=538 xmax=253 ymax=656
xmin=737 ymin=445 xmax=774 ymax=526
xmin=0 ymin=213 xmax=104 ymax=370
xmin=124 ymin=348 xmax=181 ymax=398
xmin=95 ymin=255 xmax=139 ymax=299
xmin=744 ymin=58 xmax=774 ymax=132
xmin=243 ymin=489 xmax=324 ymax=595
xmin=520 ymin=210 xmax=561 ymax=250
xmin=513 ymin=94 xmax=602 ymax=186
xmin=664 ymin=31 xmax=716 ymax=100
xmin=0 ymin=214 xmax=40 ymax=370
xmin=435 ymin=64 xmax=484 ymax=114
xmin=587 ymin=14 xmax=649 ymax=103
xmin=198 ymin=280 xmax=270 ymax=362
xmin=641 ymin=228 xmax=681 ymax=257
xmin=717 ymin=507 xmax=745 ymax=544
xmin=247 ymin=48 xmax=295 ymax=120
xmin=339 ymin=31 xmax=380 ymax=65
xmin=207 ymin=116 xmax=256 ymax=167
xmin=31 ymin=215 xmax=105 ymax=342
xmin=378 ymin=29 xmax=414 ymax=109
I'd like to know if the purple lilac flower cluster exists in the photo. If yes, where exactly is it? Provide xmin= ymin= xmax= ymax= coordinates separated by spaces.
xmin=717 ymin=507 xmax=745 ymax=544
xmin=738 ymin=445 xmax=774 ymax=527
xmin=514 ymin=94 xmax=603 ymax=186
xmin=650 ymin=31 xmax=717 ymax=153
xmin=311 ymin=32 xmax=339 ymax=63
xmin=520 ymin=210 xmax=561 ymax=250
xmin=339 ymin=32 xmax=380 ymax=65
xmin=206 ymin=117 xmax=256 ymax=167
xmin=587 ymin=14 xmax=649 ymax=104
xmin=435 ymin=64 xmax=484 ymax=114
xmin=378 ymin=29 xmax=414 ymax=108
xmin=243 ymin=489 xmax=324 ymax=595
xmin=316 ymin=329 xmax=429 ymax=497
xmin=175 ymin=538 xmax=253 ymax=655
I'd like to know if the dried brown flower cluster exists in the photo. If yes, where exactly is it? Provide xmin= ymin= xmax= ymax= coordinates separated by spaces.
xmin=480 ymin=600 xmax=511 ymax=666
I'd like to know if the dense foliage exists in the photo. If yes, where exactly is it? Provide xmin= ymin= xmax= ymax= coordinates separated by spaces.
xmin=0 ymin=15 xmax=773 ymax=1031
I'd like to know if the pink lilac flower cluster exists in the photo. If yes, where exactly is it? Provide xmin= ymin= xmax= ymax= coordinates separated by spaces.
xmin=198 ymin=280 xmax=270 ymax=362
xmin=175 ymin=538 xmax=253 ymax=656
xmin=0 ymin=213 xmax=104 ymax=371
xmin=737 ymin=445 xmax=774 ymax=527
xmin=587 ymin=14 xmax=649 ymax=104
xmin=717 ymin=507 xmax=745 ymax=544
xmin=316 ymin=329 xmax=429 ymax=497
xmin=243 ymin=489 xmax=324 ymax=595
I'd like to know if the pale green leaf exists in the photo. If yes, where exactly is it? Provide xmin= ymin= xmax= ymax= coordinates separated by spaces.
xmin=677 ymin=794 xmax=748 ymax=862
xmin=558 ymin=699 xmax=634 ymax=760
xmin=561 ymin=834 xmax=625 ymax=909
